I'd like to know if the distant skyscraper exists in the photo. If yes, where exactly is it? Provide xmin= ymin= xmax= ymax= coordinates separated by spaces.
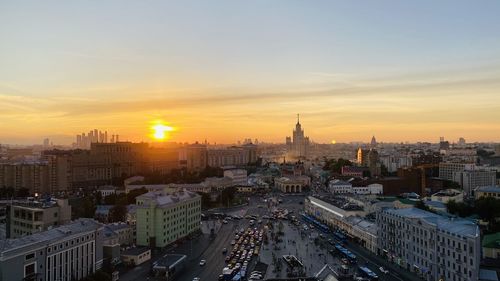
xmin=370 ymin=135 xmax=377 ymax=148
xmin=286 ymin=114 xmax=309 ymax=158
xmin=43 ymin=138 xmax=49 ymax=147
xmin=74 ymin=129 xmax=115 ymax=149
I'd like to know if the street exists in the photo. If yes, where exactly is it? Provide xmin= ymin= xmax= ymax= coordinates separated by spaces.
xmin=119 ymin=193 xmax=422 ymax=281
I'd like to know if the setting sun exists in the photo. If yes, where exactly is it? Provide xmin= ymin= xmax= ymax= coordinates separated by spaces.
xmin=151 ymin=123 xmax=174 ymax=141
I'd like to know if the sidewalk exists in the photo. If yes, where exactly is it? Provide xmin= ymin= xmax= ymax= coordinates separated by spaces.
xmin=346 ymin=242 xmax=422 ymax=281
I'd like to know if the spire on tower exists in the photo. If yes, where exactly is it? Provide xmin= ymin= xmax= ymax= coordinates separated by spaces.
xmin=297 ymin=113 xmax=300 ymax=125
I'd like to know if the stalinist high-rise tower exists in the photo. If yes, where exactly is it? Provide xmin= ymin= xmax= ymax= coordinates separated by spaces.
xmin=286 ymin=114 xmax=310 ymax=158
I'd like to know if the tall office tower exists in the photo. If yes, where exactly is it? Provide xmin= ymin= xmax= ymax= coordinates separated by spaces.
xmin=76 ymin=135 xmax=82 ymax=147
xmin=104 ymin=131 xmax=108 ymax=143
xmin=111 ymin=135 xmax=115 ymax=143
xmin=43 ymin=138 xmax=50 ymax=147
xmin=116 ymin=135 xmax=119 ymax=142
xmin=93 ymin=129 xmax=98 ymax=142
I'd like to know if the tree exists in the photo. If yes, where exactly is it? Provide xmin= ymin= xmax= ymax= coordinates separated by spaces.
xmin=0 ymin=186 xmax=15 ymax=199
xmin=475 ymin=197 xmax=500 ymax=224
xmin=198 ymin=192 xmax=212 ymax=209
xmin=81 ymin=197 xmax=96 ymax=218
xmin=415 ymin=200 xmax=433 ymax=212
xmin=323 ymin=158 xmax=353 ymax=174
xmin=95 ymin=191 xmax=102 ymax=205
xmin=16 ymin=188 xmax=30 ymax=198
xmin=126 ymin=187 xmax=148 ymax=204
xmin=220 ymin=186 xmax=237 ymax=206
xmin=109 ymin=204 xmax=127 ymax=222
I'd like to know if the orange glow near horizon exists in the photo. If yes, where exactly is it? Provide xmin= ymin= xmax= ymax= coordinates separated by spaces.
xmin=150 ymin=121 xmax=175 ymax=141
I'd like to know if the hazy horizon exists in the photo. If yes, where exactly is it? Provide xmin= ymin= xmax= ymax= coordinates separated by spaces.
xmin=2 ymin=1 xmax=500 ymax=145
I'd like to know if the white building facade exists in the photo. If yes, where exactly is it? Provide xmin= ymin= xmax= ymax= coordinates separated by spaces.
xmin=377 ymin=208 xmax=480 ymax=281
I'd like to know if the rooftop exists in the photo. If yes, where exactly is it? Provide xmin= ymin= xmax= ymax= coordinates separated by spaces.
xmin=121 ymin=247 xmax=150 ymax=256
xmin=153 ymin=254 xmax=186 ymax=269
xmin=136 ymin=190 xmax=199 ymax=208
xmin=477 ymin=186 xmax=500 ymax=193
xmin=0 ymin=218 xmax=102 ymax=258
xmin=382 ymin=208 xmax=479 ymax=238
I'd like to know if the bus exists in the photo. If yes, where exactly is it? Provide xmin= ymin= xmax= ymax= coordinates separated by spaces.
xmin=301 ymin=214 xmax=330 ymax=233
xmin=358 ymin=266 xmax=379 ymax=280
xmin=334 ymin=231 xmax=347 ymax=242
xmin=335 ymin=244 xmax=357 ymax=263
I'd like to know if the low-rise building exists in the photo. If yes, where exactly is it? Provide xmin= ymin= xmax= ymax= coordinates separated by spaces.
xmin=136 ymin=190 xmax=201 ymax=248
xmin=152 ymin=254 xmax=187 ymax=279
xmin=102 ymin=222 xmax=134 ymax=246
xmin=345 ymin=216 xmax=378 ymax=253
xmin=304 ymin=196 xmax=351 ymax=233
xmin=328 ymin=180 xmax=352 ymax=194
xmin=482 ymin=232 xmax=500 ymax=260
xmin=0 ymin=218 xmax=103 ymax=281
xmin=430 ymin=189 xmax=464 ymax=203
xmin=121 ymin=247 xmax=151 ymax=266
xmin=6 ymin=198 xmax=71 ymax=238
xmin=97 ymin=185 xmax=119 ymax=197
xmin=475 ymin=186 xmax=500 ymax=200
xmin=341 ymin=166 xmax=364 ymax=177
xmin=352 ymin=183 xmax=383 ymax=195
xmin=223 ymin=169 xmax=248 ymax=185
xmin=275 ymin=176 xmax=309 ymax=193
xmin=377 ymin=207 xmax=480 ymax=281
xmin=304 ymin=196 xmax=376 ymax=253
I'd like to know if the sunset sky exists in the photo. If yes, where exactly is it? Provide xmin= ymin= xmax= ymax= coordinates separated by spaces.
xmin=1 ymin=1 xmax=500 ymax=145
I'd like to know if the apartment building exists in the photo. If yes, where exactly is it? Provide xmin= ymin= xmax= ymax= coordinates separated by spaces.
xmin=377 ymin=208 xmax=480 ymax=281
xmin=0 ymin=218 xmax=103 ymax=281
xmin=135 ymin=190 xmax=201 ymax=248
xmin=453 ymin=170 xmax=497 ymax=197
xmin=438 ymin=162 xmax=475 ymax=181
xmin=6 ymin=198 xmax=72 ymax=238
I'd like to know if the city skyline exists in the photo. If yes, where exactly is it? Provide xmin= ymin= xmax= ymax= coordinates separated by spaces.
xmin=2 ymin=1 xmax=500 ymax=145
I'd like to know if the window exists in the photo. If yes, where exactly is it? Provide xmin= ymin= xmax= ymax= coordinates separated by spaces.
xmin=24 ymin=263 xmax=36 ymax=278
xmin=25 ymin=253 xmax=35 ymax=260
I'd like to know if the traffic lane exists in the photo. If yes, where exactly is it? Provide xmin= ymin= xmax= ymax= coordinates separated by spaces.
xmin=179 ymin=221 xmax=236 ymax=281
xmin=343 ymin=241 xmax=419 ymax=281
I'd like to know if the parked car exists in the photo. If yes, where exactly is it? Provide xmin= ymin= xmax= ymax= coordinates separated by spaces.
xmin=199 ymin=260 xmax=206 ymax=266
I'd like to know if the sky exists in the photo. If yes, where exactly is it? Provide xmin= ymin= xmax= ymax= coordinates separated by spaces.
xmin=1 ymin=0 xmax=500 ymax=145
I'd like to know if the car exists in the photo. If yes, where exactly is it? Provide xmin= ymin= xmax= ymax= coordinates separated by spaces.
xmin=193 ymin=278 xmax=200 ymax=281
xmin=379 ymin=266 xmax=389 ymax=274
xmin=199 ymin=260 xmax=206 ymax=266
xmin=223 ymin=220 xmax=228 ymax=224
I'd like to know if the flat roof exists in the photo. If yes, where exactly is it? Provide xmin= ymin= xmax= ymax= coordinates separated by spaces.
xmin=382 ymin=208 xmax=479 ymax=237
xmin=153 ymin=254 xmax=186 ymax=269
xmin=121 ymin=247 xmax=150 ymax=256
xmin=0 ymin=218 xmax=102 ymax=258
xmin=477 ymin=186 xmax=500 ymax=193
